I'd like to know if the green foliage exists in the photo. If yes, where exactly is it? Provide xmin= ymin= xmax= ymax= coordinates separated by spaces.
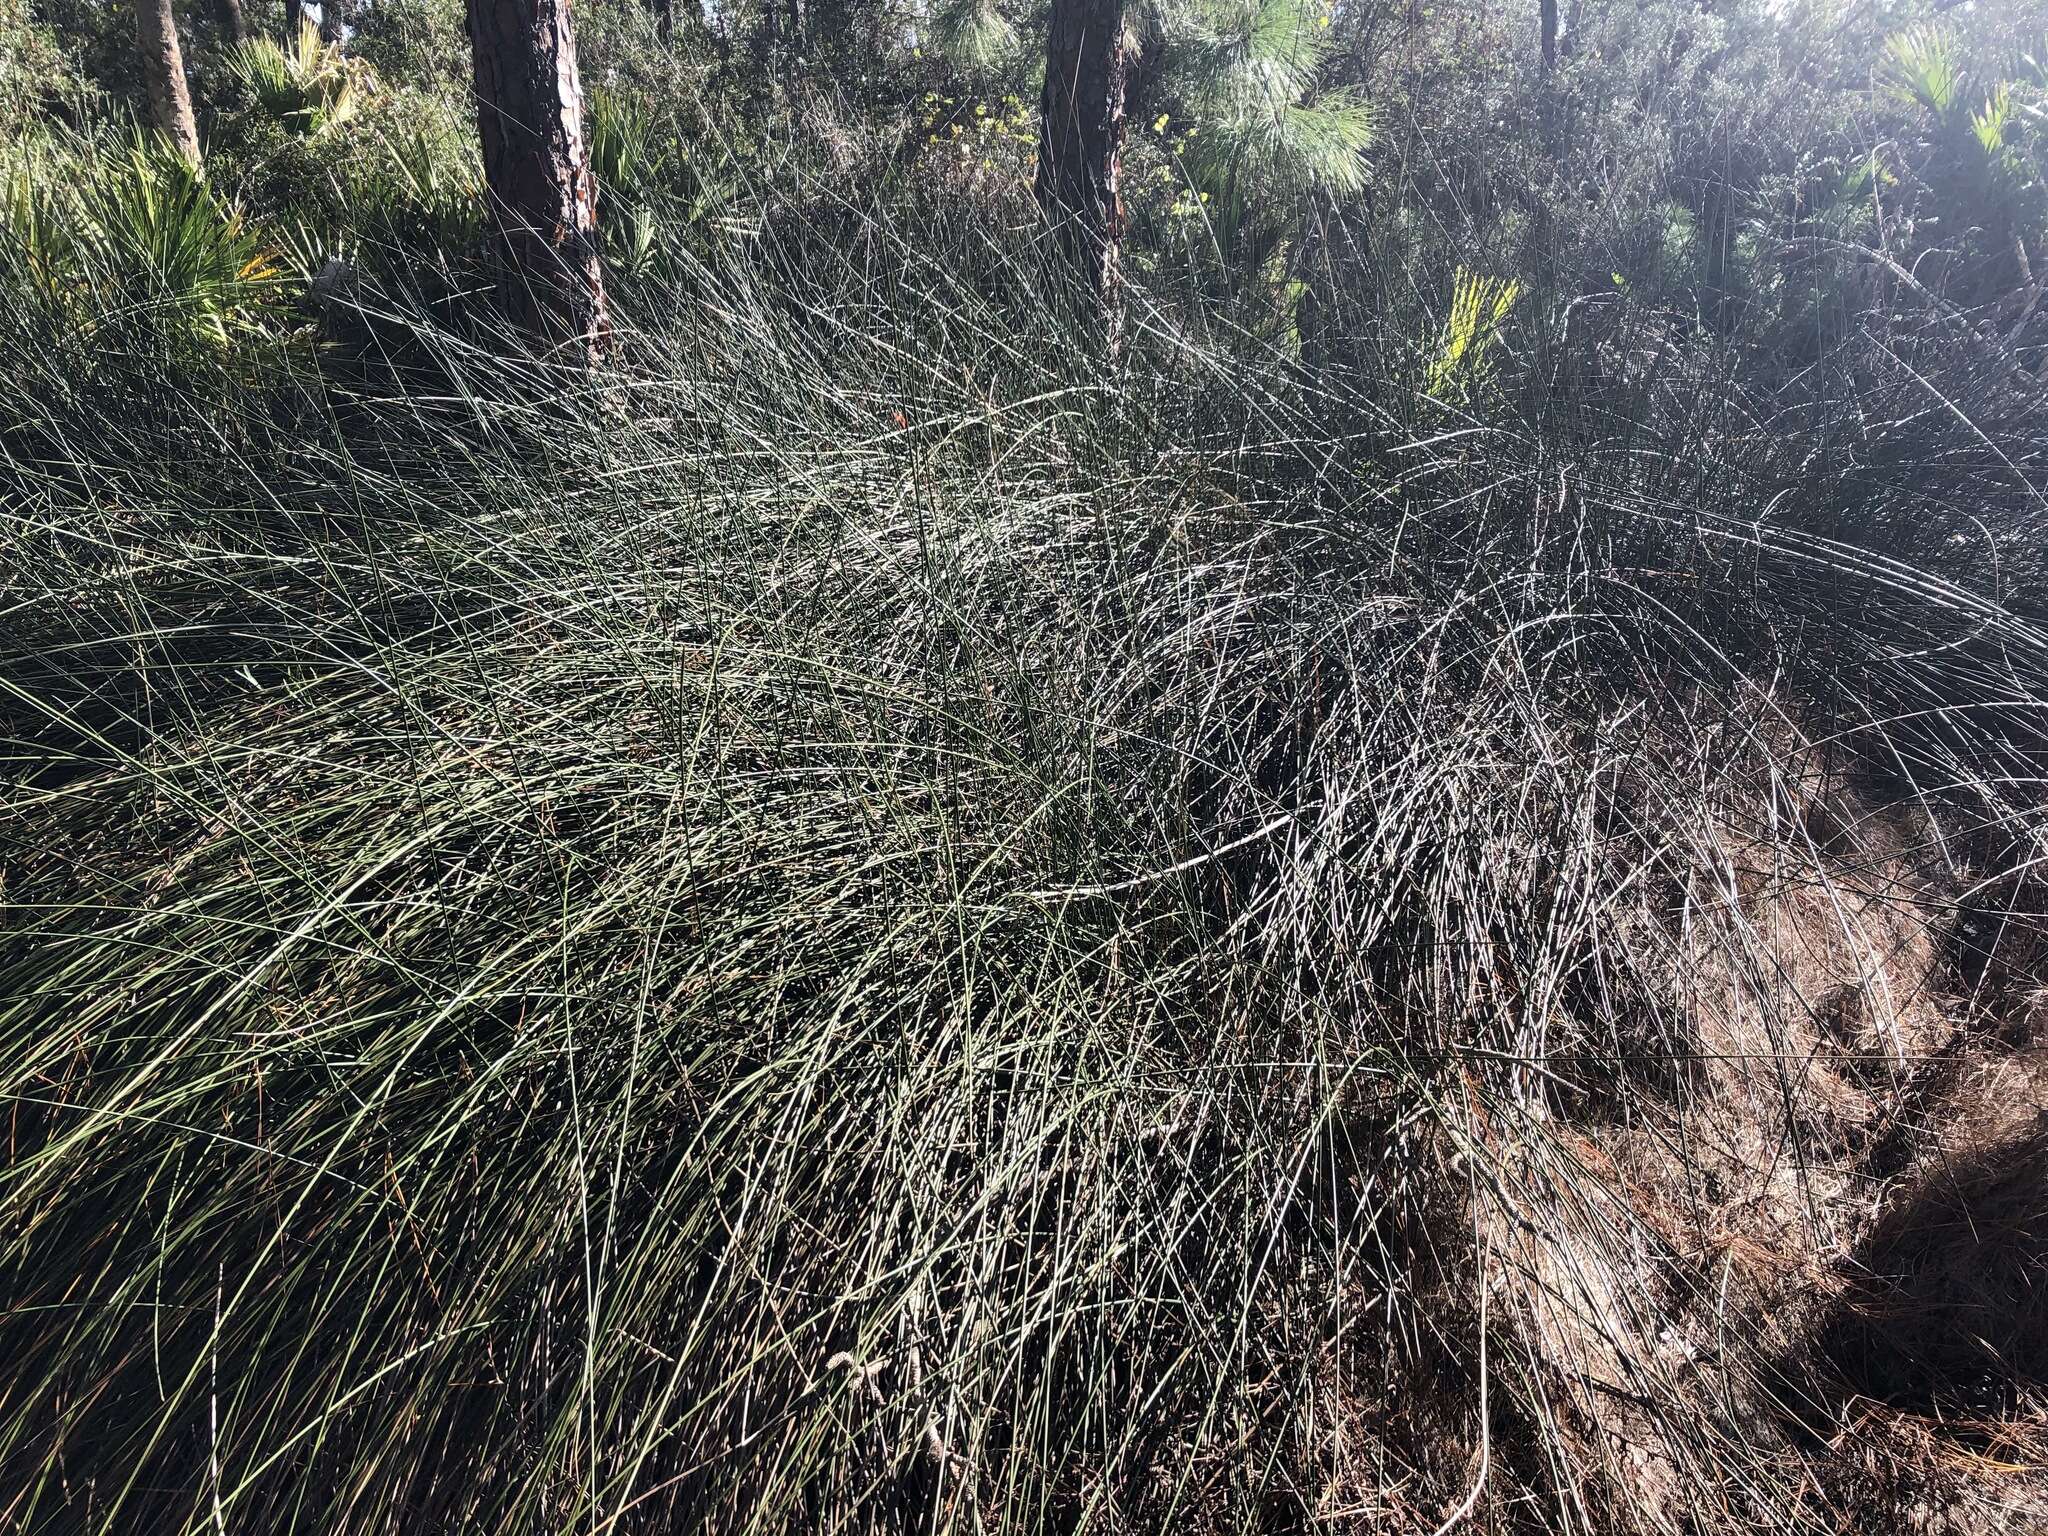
xmin=1172 ymin=0 xmax=1372 ymax=200
xmin=377 ymin=106 xmax=482 ymax=217
xmin=1177 ymin=0 xmax=1326 ymax=107
xmin=929 ymin=0 xmax=1020 ymax=71
xmin=586 ymin=88 xmax=740 ymax=280
xmin=340 ymin=102 xmax=484 ymax=258
xmin=1885 ymin=23 xmax=1963 ymax=115
xmin=345 ymin=0 xmax=470 ymax=91
xmin=0 ymin=0 xmax=79 ymax=142
xmin=590 ymin=86 xmax=665 ymax=201
xmin=916 ymin=88 xmax=1036 ymax=185
xmin=1973 ymin=80 xmax=2017 ymax=158
xmin=1109 ymin=0 xmax=1374 ymax=292
xmin=1425 ymin=265 xmax=1520 ymax=398
xmin=1864 ymin=18 xmax=2048 ymax=307
xmin=227 ymin=25 xmax=373 ymax=139
xmin=1 ymin=137 xmax=281 ymax=348
xmin=24 ymin=0 xmax=140 ymax=112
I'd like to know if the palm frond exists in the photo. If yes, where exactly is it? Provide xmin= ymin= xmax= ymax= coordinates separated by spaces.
xmin=1884 ymin=24 xmax=1963 ymax=117
xmin=227 ymin=28 xmax=368 ymax=137
xmin=1426 ymin=266 xmax=1521 ymax=397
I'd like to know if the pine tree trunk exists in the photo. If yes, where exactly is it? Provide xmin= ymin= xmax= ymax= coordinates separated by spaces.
xmin=319 ymin=0 xmax=344 ymax=42
xmin=216 ymin=0 xmax=246 ymax=46
xmin=754 ymin=0 xmax=778 ymax=84
xmin=1702 ymin=162 xmax=1733 ymax=335
xmin=137 ymin=0 xmax=203 ymax=169
xmin=466 ymin=0 xmax=610 ymax=357
xmin=284 ymin=0 xmax=303 ymax=41
xmin=1532 ymin=0 xmax=1560 ymax=305
xmin=1035 ymin=0 xmax=1127 ymax=316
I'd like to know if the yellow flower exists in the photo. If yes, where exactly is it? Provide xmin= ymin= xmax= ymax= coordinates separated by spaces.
xmin=1153 ymin=113 xmax=1169 ymax=133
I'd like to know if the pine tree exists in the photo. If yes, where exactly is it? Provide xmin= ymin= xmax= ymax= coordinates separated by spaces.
xmin=1036 ymin=0 xmax=1129 ymax=311
xmin=138 ymin=0 xmax=203 ymax=168
xmin=466 ymin=0 xmax=611 ymax=355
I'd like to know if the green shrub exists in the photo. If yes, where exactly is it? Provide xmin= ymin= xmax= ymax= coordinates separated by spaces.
xmin=226 ymin=26 xmax=373 ymax=139
xmin=1 ymin=136 xmax=282 ymax=349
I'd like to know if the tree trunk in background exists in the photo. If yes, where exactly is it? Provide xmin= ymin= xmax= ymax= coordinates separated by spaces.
xmin=1035 ymin=0 xmax=1127 ymax=317
xmin=216 ymin=0 xmax=246 ymax=46
xmin=754 ymin=0 xmax=779 ymax=86
xmin=284 ymin=0 xmax=304 ymax=41
xmin=1701 ymin=157 xmax=1733 ymax=335
xmin=137 ymin=0 xmax=203 ymax=169
xmin=1530 ymin=0 xmax=1561 ymax=355
xmin=466 ymin=0 xmax=610 ymax=357
xmin=319 ymin=0 xmax=344 ymax=42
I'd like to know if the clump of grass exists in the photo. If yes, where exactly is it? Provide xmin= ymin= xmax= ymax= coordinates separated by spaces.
xmin=4 ymin=177 xmax=2048 ymax=1534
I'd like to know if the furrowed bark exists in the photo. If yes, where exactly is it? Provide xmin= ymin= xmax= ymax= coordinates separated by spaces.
xmin=466 ymin=0 xmax=611 ymax=358
xmin=1036 ymin=0 xmax=1128 ymax=319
